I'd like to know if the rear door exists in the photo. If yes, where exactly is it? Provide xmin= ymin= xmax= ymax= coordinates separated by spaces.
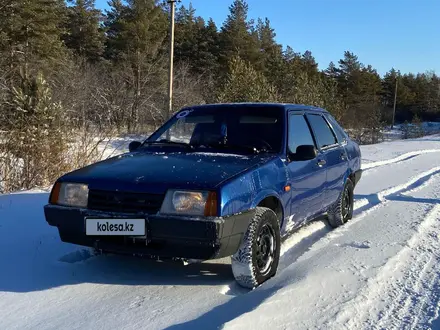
xmin=306 ymin=113 xmax=349 ymax=209
xmin=285 ymin=112 xmax=327 ymax=231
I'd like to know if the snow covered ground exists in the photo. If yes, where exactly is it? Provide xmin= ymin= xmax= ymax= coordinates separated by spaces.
xmin=2 ymin=134 xmax=440 ymax=329
xmin=382 ymin=121 xmax=440 ymax=141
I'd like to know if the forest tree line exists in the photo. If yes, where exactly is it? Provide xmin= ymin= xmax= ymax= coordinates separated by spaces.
xmin=1 ymin=0 xmax=439 ymax=192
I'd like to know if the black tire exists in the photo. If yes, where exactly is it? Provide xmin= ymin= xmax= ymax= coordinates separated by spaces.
xmin=328 ymin=178 xmax=354 ymax=228
xmin=231 ymin=207 xmax=281 ymax=289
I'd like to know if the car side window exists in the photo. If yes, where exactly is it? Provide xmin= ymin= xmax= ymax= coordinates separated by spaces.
xmin=325 ymin=114 xmax=348 ymax=143
xmin=306 ymin=114 xmax=338 ymax=149
xmin=288 ymin=114 xmax=315 ymax=154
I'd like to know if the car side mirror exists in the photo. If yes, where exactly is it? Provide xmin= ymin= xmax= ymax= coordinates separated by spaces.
xmin=289 ymin=145 xmax=317 ymax=161
xmin=129 ymin=141 xmax=142 ymax=152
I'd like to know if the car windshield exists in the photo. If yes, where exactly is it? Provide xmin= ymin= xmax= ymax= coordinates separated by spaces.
xmin=146 ymin=105 xmax=284 ymax=154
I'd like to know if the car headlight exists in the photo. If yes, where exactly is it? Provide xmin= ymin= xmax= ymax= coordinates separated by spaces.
xmin=50 ymin=182 xmax=89 ymax=208
xmin=160 ymin=190 xmax=218 ymax=216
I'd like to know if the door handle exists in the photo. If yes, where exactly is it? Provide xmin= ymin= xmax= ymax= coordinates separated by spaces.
xmin=341 ymin=153 xmax=347 ymax=161
xmin=317 ymin=159 xmax=326 ymax=166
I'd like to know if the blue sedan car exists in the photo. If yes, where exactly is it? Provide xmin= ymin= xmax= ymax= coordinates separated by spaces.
xmin=44 ymin=103 xmax=362 ymax=288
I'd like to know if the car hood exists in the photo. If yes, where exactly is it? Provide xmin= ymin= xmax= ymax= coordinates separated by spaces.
xmin=61 ymin=151 xmax=277 ymax=194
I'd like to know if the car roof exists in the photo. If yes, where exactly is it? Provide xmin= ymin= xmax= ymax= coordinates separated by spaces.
xmin=180 ymin=102 xmax=329 ymax=114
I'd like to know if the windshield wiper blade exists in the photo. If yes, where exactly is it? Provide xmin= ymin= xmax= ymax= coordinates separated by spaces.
xmin=142 ymin=140 xmax=194 ymax=149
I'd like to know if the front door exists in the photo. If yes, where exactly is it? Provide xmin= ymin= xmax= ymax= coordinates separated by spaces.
xmin=306 ymin=114 xmax=349 ymax=210
xmin=284 ymin=113 xmax=327 ymax=233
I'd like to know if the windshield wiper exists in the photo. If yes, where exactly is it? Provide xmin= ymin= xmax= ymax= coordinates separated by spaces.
xmin=141 ymin=139 xmax=194 ymax=149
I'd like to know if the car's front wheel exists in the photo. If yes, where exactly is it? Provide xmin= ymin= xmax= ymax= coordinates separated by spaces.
xmin=328 ymin=178 xmax=354 ymax=228
xmin=231 ymin=207 xmax=281 ymax=289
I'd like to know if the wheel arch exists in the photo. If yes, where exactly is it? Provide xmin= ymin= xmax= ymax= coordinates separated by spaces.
xmin=252 ymin=191 xmax=284 ymax=227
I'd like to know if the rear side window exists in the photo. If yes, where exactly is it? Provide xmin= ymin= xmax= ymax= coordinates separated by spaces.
xmin=326 ymin=115 xmax=348 ymax=143
xmin=306 ymin=114 xmax=337 ymax=149
xmin=288 ymin=114 xmax=315 ymax=153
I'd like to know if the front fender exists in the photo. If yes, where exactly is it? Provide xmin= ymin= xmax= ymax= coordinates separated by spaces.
xmin=219 ymin=157 xmax=288 ymax=217
xmin=251 ymin=190 xmax=286 ymax=228
xmin=251 ymin=190 xmax=283 ymax=209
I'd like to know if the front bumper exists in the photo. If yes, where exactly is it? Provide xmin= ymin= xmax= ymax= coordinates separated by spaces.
xmin=44 ymin=205 xmax=252 ymax=260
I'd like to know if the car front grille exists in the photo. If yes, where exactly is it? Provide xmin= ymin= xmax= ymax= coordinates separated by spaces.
xmin=88 ymin=190 xmax=164 ymax=214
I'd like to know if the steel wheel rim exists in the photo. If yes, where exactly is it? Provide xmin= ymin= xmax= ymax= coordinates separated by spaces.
xmin=255 ymin=224 xmax=275 ymax=276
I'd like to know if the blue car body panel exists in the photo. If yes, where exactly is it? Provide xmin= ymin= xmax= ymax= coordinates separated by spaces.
xmin=59 ymin=151 xmax=277 ymax=194
xmin=44 ymin=103 xmax=362 ymax=260
xmin=284 ymin=155 xmax=327 ymax=232
xmin=219 ymin=157 xmax=287 ymax=217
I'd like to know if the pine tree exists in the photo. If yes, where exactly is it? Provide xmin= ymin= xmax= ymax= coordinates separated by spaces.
xmin=301 ymin=51 xmax=319 ymax=78
xmin=219 ymin=0 xmax=261 ymax=73
xmin=382 ymin=68 xmax=398 ymax=108
xmin=324 ymin=62 xmax=338 ymax=79
xmin=4 ymin=72 xmax=69 ymax=190
xmin=217 ymin=56 xmax=278 ymax=103
xmin=106 ymin=0 xmax=167 ymax=61
xmin=256 ymin=18 xmax=280 ymax=55
xmin=64 ymin=0 xmax=105 ymax=62
xmin=255 ymin=18 xmax=284 ymax=83
xmin=411 ymin=113 xmax=425 ymax=137
xmin=412 ymin=72 xmax=437 ymax=117
xmin=338 ymin=51 xmax=362 ymax=73
xmin=103 ymin=0 xmax=127 ymax=61
xmin=104 ymin=0 xmax=168 ymax=131
xmin=333 ymin=51 xmax=384 ymax=142
xmin=427 ymin=73 xmax=440 ymax=119
xmin=273 ymin=48 xmax=324 ymax=106
xmin=360 ymin=65 xmax=384 ymax=143
xmin=194 ymin=18 xmax=220 ymax=74
xmin=321 ymin=76 xmax=346 ymax=121
xmin=0 ymin=0 xmax=67 ymax=76
xmin=174 ymin=3 xmax=199 ymax=65
xmin=336 ymin=51 xmax=363 ymax=103
xmin=381 ymin=68 xmax=400 ymax=123
xmin=335 ymin=51 xmax=381 ymax=109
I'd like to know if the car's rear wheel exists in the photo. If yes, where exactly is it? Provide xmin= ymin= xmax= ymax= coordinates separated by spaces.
xmin=328 ymin=178 xmax=354 ymax=228
xmin=231 ymin=207 xmax=280 ymax=289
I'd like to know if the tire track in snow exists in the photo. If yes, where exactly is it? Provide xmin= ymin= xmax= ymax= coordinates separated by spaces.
xmin=221 ymin=174 xmax=440 ymax=330
xmin=309 ymin=166 xmax=440 ymax=253
xmin=353 ymin=166 xmax=440 ymax=217
xmin=362 ymin=149 xmax=440 ymax=170
xmin=275 ymin=167 xmax=440 ymax=292
xmin=279 ymin=167 xmax=440 ymax=274
xmin=327 ymin=202 xmax=440 ymax=330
